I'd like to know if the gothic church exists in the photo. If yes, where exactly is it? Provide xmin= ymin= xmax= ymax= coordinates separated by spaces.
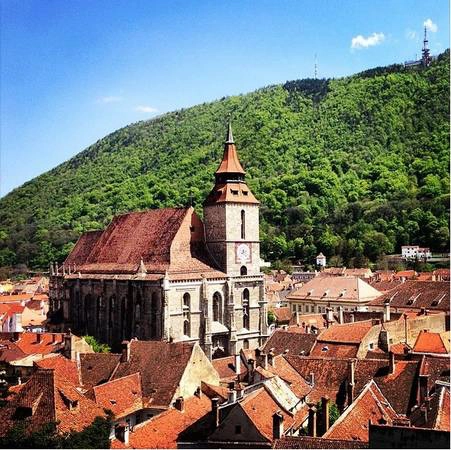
xmin=49 ymin=124 xmax=268 ymax=358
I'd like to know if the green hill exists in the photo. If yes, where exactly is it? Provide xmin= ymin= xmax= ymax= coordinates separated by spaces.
xmin=0 ymin=51 xmax=449 ymax=271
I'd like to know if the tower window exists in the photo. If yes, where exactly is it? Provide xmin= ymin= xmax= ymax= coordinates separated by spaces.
xmin=241 ymin=210 xmax=245 ymax=239
xmin=240 ymin=266 xmax=247 ymax=276
xmin=183 ymin=293 xmax=191 ymax=337
xmin=243 ymin=289 xmax=250 ymax=330
xmin=213 ymin=292 xmax=222 ymax=322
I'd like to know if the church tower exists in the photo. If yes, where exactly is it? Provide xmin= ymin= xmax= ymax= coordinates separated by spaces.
xmin=203 ymin=123 xmax=260 ymax=277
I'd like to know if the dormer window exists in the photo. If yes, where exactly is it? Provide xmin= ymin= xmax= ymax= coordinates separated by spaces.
xmin=231 ymin=189 xmax=239 ymax=195
xmin=242 ymin=191 xmax=248 ymax=196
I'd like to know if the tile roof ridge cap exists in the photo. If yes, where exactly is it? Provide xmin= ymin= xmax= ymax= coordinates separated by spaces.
xmin=95 ymin=371 xmax=141 ymax=389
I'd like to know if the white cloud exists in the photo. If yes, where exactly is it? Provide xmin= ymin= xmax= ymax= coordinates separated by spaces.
xmin=135 ymin=105 xmax=159 ymax=113
xmin=351 ymin=32 xmax=385 ymax=49
xmin=424 ymin=18 xmax=438 ymax=33
xmin=405 ymin=29 xmax=417 ymax=40
xmin=97 ymin=95 xmax=123 ymax=104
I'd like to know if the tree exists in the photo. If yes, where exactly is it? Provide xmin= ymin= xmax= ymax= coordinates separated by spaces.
xmin=83 ymin=336 xmax=111 ymax=353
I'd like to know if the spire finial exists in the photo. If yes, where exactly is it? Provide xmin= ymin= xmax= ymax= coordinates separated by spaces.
xmin=225 ymin=120 xmax=234 ymax=144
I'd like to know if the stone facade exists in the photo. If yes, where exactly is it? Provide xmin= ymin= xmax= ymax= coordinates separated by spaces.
xmin=49 ymin=125 xmax=268 ymax=358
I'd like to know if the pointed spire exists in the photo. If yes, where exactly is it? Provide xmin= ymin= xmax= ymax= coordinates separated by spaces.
xmin=225 ymin=120 xmax=234 ymax=144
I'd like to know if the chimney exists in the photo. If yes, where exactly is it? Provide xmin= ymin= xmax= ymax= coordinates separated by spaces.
xmin=338 ymin=306 xmax=344 ymax=324
xmin=235 ymin=354 xmax=241 ymax=375
xmin=321 ymin=396 xmax=330 ymax=434
xmin=121 ymin=340 xmax=131 ymax=363
xmin=36 ymin=333 xmax=42 ymax=343
xmin=350 ymin=313 xmax=355 ymax=323
xmin=305 ymin=324 xmax=310 ymax=334
xmin=384 ymin=301 xmax=391 ymax=322
xmin=272 ymin=411 xmax=284 ymax=440
xmin=309 ymin=372 xmax=315 ymax=386
xmin=326 ymin=307 xmax=334 ymax=323
xmin=389 ymin=351 xmax=395 ymax=375
xmin=295 ymin=311 xmax=300 ymax=326
xmin=228 ymin=390 xmax=237 ymax=403
xmin=268 ymin=350 xmax=275 ymax=367
xmin=174 ymin=396 xmax=185 ymax=412
xmin=262 ymin=353 xmax=268 ymax=370
xmin=51 ymin=333 xmax=57 ymax=343
xmin=211 ymin=397 xmax=220 ymax=428
xmin=308 ymin=406 xmax=317 ymax=437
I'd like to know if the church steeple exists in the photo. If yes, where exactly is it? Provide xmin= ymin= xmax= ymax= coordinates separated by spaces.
xmin=203 ymin=122 xmax=258 ymax=206
xmin=214 ymin=121 xmax=246 ymax=183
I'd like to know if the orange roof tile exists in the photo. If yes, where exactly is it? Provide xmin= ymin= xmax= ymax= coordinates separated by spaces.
xmin=413 ymin=331 xmax=449 ymax=354
xmin=35 ymin=355 xmax=80 ymax=385
xmin=93 ymin=373 xmax=143 ymax=418
xmin=316 ymin=320 xmax=374 ymax=344
xmin=117 ymin=394 xmax=211 ymax=449
xmin=0 ymin=368 xmax=106 ymax=436
xmin=15 ymin=333 xmax=65 ymax=355
xmin=324 ymin=381 xmax=399 ymax=442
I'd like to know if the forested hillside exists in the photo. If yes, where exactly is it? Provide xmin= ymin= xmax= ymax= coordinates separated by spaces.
xmin=0 ymin=51 xmax=449 ymax=271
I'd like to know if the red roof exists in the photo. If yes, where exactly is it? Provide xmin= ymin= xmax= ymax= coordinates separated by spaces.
xmin=413 ymin=331 xmax=449 ymax=354
xmin=262 ymin=329 xmax=317 ymax=356
xmin=112 ymin=394 xmax=211 ymax=449
xmin=316 ymin=320 xmax=374 ymax=344
xmin=112 ymin=340 xmax=196 ymax=407
xmin=93 ymin=373 xmax=143 ymax=418
xmin=369 ymin=281 xmax=450 ymax=312
xmin=15 ymin=333 xmax=65 ymax=355
xmin=0 ymin=368 xmax=106 ymax=436
xmin=64 ymin=208 xmax=223 ymax=278
xmin=215 ymin=141 xmax=245 ymax=175
xmin=324 ymin=381 xmax=398 ymax=442
xmin=35 ymin=355 xmax=80 ymax=385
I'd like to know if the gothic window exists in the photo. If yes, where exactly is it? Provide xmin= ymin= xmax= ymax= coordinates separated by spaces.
xmin=183 ymin=293 xmax=191 ymax=337
xmin=96 ymin=296 xmax=102 ymax=330
xmin=109 ymin=296 xmax=115 ymax=329
xmin=242 ymin=289 xmax=250 ymax=330
xmin=241 ymin=210 xmax=246 ymax=240
xmin=240 ymin=266 xmax=247 ymax=276
xmin=213 ymin=292 xmax=222 ymax=322
xmin=150 ymin=292 xmax=158 ymax=339
xmin=184 ymin=319 xmax=190 ymax=338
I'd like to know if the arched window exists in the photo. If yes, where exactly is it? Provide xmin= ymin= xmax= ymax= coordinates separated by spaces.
xmin=183 ymin=293 xmax=191 ymax=338
xmin=240 ymin=266 xmax=247 ymax=276
xmin=213 ymin=292 xmax=222 ymax=322
xmin=242 ymin=289 xmax=250 ymax=330
xmin=241 ymin=210 xmax=246 ymax=240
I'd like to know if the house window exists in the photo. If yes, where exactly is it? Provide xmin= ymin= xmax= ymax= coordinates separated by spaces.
xmin=243 ymin=339 xmax=249 ymax=350
xmin=243 ymin=289 xmax=250 ymax=330
xmin=368 ymin=343 xmax=374 ymax=350
xmin=235 ymin=425 xmax=242 ymax=434
xmin=240 ymin=266 xmax=247 ymax=276
xmin=241 ymin=210 xmax=246 ymax=239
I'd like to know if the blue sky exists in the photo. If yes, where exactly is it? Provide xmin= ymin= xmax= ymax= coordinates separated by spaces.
xmin=1 ymin=0 xmax=449 ymax=196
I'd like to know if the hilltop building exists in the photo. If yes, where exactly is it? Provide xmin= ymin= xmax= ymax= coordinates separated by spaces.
xmin=316 ymin=252 xmax=326 ymax=268
xmin=48 ymin=124 xmax=268 ymax=358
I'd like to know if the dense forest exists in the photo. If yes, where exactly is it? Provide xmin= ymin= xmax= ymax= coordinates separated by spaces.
xmin=0 ymin=50 xmax=449 ymax=273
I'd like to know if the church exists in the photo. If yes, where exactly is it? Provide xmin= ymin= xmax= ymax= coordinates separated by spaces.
xmin=48 ymin=124 xmax=269 ymax=358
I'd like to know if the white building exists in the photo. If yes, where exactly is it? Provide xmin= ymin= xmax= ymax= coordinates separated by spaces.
xmin=316 ymin=252 xmax=326 ymax=268
xmin=401 ymin=246 xmax=432 ymax=260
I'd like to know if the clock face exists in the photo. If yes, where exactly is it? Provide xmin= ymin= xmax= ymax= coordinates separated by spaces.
xmin=236 ymin=243 xmax=251 ymax=263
